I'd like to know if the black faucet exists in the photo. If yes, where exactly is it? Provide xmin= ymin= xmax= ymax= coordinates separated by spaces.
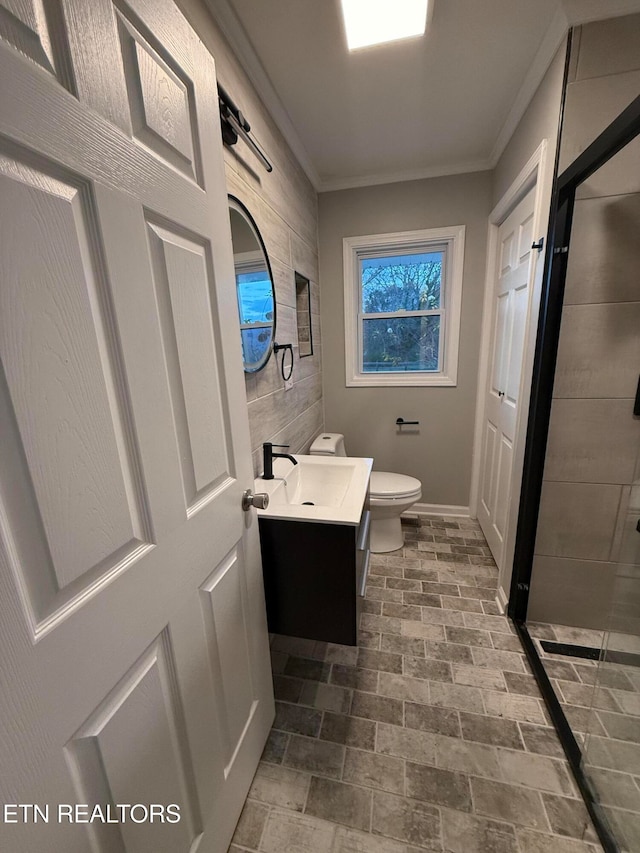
xmin=262 ymin=442 xmax=298 ymax=479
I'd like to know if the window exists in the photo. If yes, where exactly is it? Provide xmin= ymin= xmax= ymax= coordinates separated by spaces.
xmin=343 ymin=226 xmax=465 ymax=387
xmin=234 ymin=251 xmax=274 ymax=368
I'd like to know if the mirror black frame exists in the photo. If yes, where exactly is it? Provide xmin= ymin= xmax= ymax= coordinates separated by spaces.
xmin=228 ymin=194 xmax=277 ymax=373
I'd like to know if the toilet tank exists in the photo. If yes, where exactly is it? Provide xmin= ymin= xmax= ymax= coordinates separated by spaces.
xmin=309 ymin=433 xmax=346 ymax=456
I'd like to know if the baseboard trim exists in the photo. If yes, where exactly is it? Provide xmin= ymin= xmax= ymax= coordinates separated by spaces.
xmin=495 ymin=586 xmax=509 ymax=614
xmin=404 ymin=503 xmax=470 ymax=518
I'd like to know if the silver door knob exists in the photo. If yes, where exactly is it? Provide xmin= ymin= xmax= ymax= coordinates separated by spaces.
xmin=242 ymin=489 xmax=269 ymax=511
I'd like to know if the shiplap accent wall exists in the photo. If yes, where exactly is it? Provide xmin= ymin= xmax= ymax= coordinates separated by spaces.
xmin=528 ymin=14 xmax=640 ymax=629
xmin=176 ymin=0 xmax=323 ymax=475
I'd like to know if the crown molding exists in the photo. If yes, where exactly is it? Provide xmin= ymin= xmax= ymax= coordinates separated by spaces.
xmin=318 ymin=158 xmax=492 ymax=193
xmin=204 ymin=0 xmax=321 ymax=189
xmin=203 ymin=0 xmax=526 ymax=195
xmin=560 ymin=0 xmax=640 ymax=25
xmin=204 ymin=0 xmax=640 ymax=198
xmin=489 ymin=6 xmax=568 ymax=168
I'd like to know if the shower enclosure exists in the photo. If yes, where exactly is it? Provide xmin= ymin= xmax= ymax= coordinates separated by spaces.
xmin=509 ymin=40 xmax=640 ymax=853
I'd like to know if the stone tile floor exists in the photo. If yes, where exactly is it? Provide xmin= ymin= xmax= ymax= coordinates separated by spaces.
xmin=529 ymin=621 xmax=640 ymax=851
xmin=228 ymin=516 xmax=603 ymax=852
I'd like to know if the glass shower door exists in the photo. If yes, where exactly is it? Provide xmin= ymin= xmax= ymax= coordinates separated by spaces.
xmin=510 ymin=84 xmax=640 ymax=850
xmin=582 ymin=475 xmax=640 ymax=851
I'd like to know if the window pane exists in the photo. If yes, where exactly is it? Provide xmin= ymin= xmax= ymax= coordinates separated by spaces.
xmin=361 ymin=251 xmax=442 ymax=313
xmin=240 ymin=326 xmax=271 ymax=368
xmin=236 ymin=271 xmax=274 ymax=325
xmin=362 ymin=316 xmax=440 ymax=372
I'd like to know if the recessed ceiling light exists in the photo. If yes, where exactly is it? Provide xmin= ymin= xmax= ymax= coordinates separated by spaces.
xmin=340 ymin=0 xmax=430 ymax=51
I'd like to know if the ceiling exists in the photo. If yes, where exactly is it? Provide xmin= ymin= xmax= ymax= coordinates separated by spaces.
xmin=208 ymin=0 xmax=640 ymax=191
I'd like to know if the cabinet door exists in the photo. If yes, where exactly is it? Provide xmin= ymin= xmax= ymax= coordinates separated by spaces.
xmin=260 ymin=519 xmax=359 ymax=645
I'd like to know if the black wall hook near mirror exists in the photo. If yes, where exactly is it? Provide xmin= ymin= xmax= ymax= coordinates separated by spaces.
xmin=274 ymin=342 xmax=294 ymax=382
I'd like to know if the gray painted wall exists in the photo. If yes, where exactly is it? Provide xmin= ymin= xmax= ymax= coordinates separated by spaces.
xmin=528 ymin=15 xmax=640 ymax=629
xmin=318 ymin=172 xmax=492 ymax=508
xmin=492 ymin=46 xmax=566 ymax=207
xmin=176 ymin=0 xmax=323 ymax=475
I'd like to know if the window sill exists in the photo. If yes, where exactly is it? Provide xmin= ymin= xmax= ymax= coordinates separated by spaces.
xmin=346 ymin=373 xmax=457 ymax=388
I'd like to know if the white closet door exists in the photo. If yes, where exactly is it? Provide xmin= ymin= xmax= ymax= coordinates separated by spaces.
xmin=478 ymin=187 xmax=536 ymax=572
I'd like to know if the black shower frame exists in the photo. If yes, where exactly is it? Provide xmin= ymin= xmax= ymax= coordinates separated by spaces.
xmin=507 ymin=88 xmax=640 ymax=853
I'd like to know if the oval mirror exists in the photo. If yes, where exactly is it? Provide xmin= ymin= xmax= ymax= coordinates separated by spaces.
xmin=228 ymin=196 xmax=276 ymax=373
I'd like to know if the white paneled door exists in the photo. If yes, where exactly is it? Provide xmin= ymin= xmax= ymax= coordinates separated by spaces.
xmin=0 ymin=2 xmax=273 ymax=852
xmin=478 ymin=187 xmax=536 ymax=572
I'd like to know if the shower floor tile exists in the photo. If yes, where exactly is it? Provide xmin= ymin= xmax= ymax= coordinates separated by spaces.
xmin=228 ymin=517 xmax=602 ymax=852
xmin=531 ymin=619 xmax=640 ymax=851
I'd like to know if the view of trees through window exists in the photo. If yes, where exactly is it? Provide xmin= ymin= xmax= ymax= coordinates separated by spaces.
xmin=360 ymin=250 xmax=443 ymax=372
xmin=236 ymin=268 xmax=274 ymax=366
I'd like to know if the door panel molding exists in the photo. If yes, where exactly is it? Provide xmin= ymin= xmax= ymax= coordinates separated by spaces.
xmin=65 ymin=629 xmax=203 ymax=853
xmin=200 ymin=546 xmax=257 ymax=774
xmin=115 ymin=6 xmax=203 ymax=185
xmin=146 ymin=220 xmax=233 ymax=510
xmin=0 ymin=0 xmax=74 ymax=85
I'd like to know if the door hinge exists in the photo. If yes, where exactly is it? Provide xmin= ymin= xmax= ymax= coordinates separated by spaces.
xmin=531 ymin=238 xmax=544 ymax=252
xmin=553 ymin=246 xmax=569 ymax=255
xmin=517 ymin=583 xmax=529 ymax=592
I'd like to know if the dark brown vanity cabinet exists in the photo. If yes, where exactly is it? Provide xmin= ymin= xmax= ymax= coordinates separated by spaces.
xmin=258 ymin=499 xmax=370 ymax=646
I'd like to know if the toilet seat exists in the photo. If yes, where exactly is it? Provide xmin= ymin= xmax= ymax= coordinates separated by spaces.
xmin=370 ymin=471 xmax=422 ymax=500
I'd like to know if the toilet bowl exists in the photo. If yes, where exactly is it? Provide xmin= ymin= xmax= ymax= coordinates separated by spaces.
xmin=309 ymin=433 xmax=421 ymax=553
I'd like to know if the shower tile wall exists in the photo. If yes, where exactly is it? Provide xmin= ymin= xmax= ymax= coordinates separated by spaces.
xmin=528 ymin=14 xmax=640 ymax=629
xmin=177 ymin=0 xmax=324 ymax=475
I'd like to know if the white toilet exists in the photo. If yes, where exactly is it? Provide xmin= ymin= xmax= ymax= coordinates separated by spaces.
xmin=309 ymin=433 xmax=422 ymax=553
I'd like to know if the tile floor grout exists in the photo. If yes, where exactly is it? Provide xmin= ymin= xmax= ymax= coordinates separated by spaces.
xmin=228 ymin=515 xmax=604 ymax=853
xmin=253 ymin=730 xmax=582 ymax=794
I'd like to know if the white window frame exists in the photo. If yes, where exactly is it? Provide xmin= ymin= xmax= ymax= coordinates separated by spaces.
xmin=343 ymin=226 xmax=465 ymax=387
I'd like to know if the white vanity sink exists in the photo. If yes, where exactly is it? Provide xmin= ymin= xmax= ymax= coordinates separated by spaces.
xmin=255 ymin=454 xmax=372 ymax=525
